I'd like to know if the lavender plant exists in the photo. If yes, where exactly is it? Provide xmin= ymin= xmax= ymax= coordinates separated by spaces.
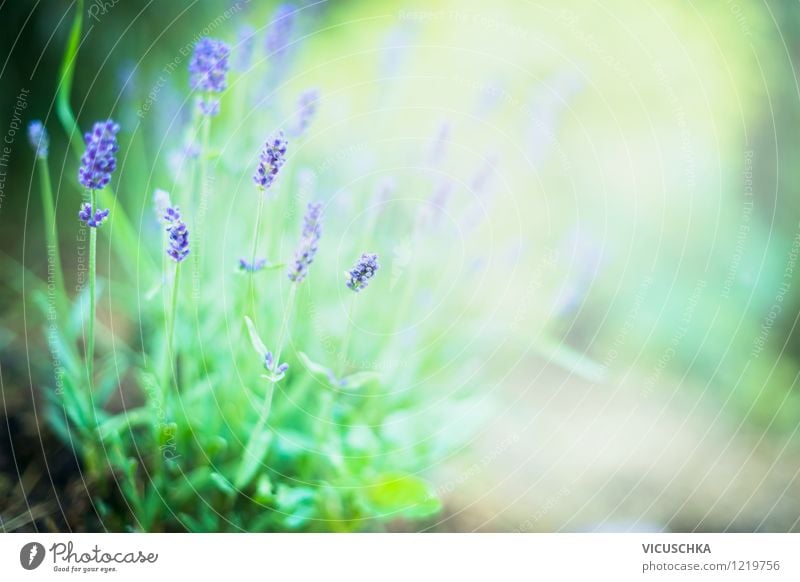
xmin=23 ymin=4 xmax=491 ymax=533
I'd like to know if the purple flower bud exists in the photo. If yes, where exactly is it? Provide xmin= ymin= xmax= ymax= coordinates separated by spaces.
xmin=78 ymin=202 xmax=110 ymax=228
xmin=166 ymin=218 xmax=190 ymax=262
xmin=346 ymin=253 xmax=379 ymax=292
xmin=239 ymin=257 xmax=267 ymax=272
xmin=288 ymin=202 xmax=322 ymax=283
xmin=253 ymin=131 xmax=288 ymax=191
xmin=263 ymin=351 xmax=289 ymax=375
xmin=28 ymin=120 xmax=49 ymax=158
xmin=290 ymin=88 xmax=320 ymax=137
xmin=78 ymin=120 xmax=120 ymax=190
xmin=163 ymin=205 xmax=182 ymax=225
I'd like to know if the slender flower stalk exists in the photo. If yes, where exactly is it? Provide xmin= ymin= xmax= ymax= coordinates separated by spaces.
xmin=164 ymin=207 xmax=189 ymax=371
xmin=338 ymin=253 xmax=380 ymax=376
xmin=247 ymin=131 xmax=288 ymax=315
xmin=237 ymin=200 xmax=321 ymax=486
xmin=29 ymin=121 xmax=67 ymax=308
xmin=236 ymin=284 xmax=296 ymax=485
xmin=77 ymin=120 xmax=119 ymax=389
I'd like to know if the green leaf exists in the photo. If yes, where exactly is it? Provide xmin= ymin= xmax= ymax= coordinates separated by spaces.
xmin=244 ymin=316 xmax=267 ymax=358
xmin=297 ymin=351 xmax=338 ymax=386
xmin=210 ymin=472 xmax=236 ymax=497
xmin=97 ymin=408 xmax=152 ymax=441
xmin=234 ymin=430 xmax=273 ymax=489
xmin=276 ymin=484 xmax=315 ymax=512
xmin=363 ymin=472 xmax=442 ymax=520
xmin=341 ymin=370 xmax=381 ymax=390
xmin=254 ymin=474 xmax=274 ymax=504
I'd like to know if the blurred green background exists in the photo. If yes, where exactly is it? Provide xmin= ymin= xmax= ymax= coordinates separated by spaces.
xmin=2 ymin=0 xmax=800 ymax=531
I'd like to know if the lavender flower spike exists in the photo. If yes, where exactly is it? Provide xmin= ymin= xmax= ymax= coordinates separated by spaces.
xmin=78 ymin=120 xmax=120 ymax=190
xmin=166 ymin=216 xmax=190 ymax=262
xmin=346 ymin=253 xmax=379 ymax=292
xmin=265 ymin=4 xmax=295 ymax=59
xmin=189 ymin=37 xmax=230 ymax=116
xmin=253 ymin=131 xmax=288 ymax=191
xmin=28 ymin=120 xmax=49 ymax=158
xmin=78 ymin=202 xmax=110 ymax=228
xmin=234 ymin=24 xmax=256 ymax=71
xmin=288 ymin=202 xmax=323 ymax=283
xmin=291 ymin=88 xmax=320 ymax=137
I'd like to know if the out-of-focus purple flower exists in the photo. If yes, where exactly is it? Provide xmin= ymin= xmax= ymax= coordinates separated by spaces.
xmin=78 ymin=120 xmax=120 ymax=190
xmin=428 ymin=120 xmax=450 ymax=166
xmin=253 ymin=131 xmax=288 ymax=191
xmin=28 ymin=120 xmax=49 ymax=159
xmin=265 ymin=4 xmax=295 ymax=60
xmin=288 ymin=202 xmax=323 ymax=283
xmin=234 ymin=24 xmax=256 ymax=71
xmin=166 ymin=218 xmax=190 ymax=262
xmin=346 ymin=253 xmax=379 ymax=292
xmin=153 ymin=189 xmax=172 ymax=224
xmin=290 ymin=88 xmax=320 ymax=137
xmin=189 ymin=37 xmax=230 ymax=116
xmin=78 ymin=202 xmax=110 ymax=228
xmin=239 ymin=257 xmax=267 ymax=272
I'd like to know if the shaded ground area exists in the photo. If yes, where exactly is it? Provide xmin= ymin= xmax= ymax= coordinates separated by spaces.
xmin=435 ymin=360 xmax=800 ymax=532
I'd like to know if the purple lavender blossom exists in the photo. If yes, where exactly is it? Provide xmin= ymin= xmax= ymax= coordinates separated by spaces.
xmin=265 ymin=4 xmax=295 ymax=60
xmin=234 ymin=24 xmax=256 ymax=71
xmin=288 ymin=202 xmax=323 ymax=283
xmin=78 ymin=120 xmax=120 ymax=190
xmin=239 ymin=257 xmax=267 ymax=272
xmin=346 ymin=253 xmax=379 ymax=292
xmin=28 ymin=120 xmax=49 ymax=158
xmin=253 ymin=131 xmax=288 ymax=191
xmin=163 ymin=205 xmax=182 ymax=225
xmin=166 ymin=218 xmax=190 ymax=262
xmin=189 ymin=37 xmax=230 ymax=116
xmin=78 ymin=202 xmax=110 ymax=228
xmin=290 ymin=88 xmax=320 ymax=137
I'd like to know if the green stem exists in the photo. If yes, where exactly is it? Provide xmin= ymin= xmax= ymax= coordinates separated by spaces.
xmin=337 ymin=295 xmax=358 ymax=378
xmin=193 ymin=114 xmax=211 ymax=277
xmin=37 ymin=157 xmax=67 ymax=311
xmin=248 ymin=193 xmax=266 ymax=317
xmin=86 ymin=190 xmax=97 ymax=390
xmin=236 ymin=284 xmax=297 ymax=479
xmin=167 ymin=262 xmax=181 ymax=375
